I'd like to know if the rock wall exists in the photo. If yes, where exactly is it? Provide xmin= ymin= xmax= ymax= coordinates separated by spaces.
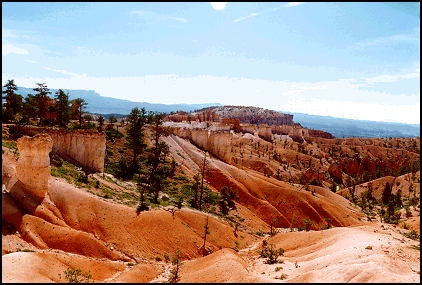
xmin=22 ymin=126 xmax=106 ymax=172
xmin=191 ymin=130 xmax=233 ymax=164
xmin=240 ymin=124 xmax=257 ymax=135
xmin=16 ymin=133 xmax=53 ymax=198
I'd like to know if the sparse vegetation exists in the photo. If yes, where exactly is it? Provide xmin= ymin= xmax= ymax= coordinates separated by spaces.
xmin=259 ymin=240 xmax=285 ymax=264
xmin=169 ymin=248 xmax=183 ymax=283
xmin=58 ymin=267 xmax=92 ymax=283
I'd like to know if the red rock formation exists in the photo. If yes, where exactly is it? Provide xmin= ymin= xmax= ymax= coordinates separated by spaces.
xmin=258 ymin=124 xmax=272 ymax=142
xmin=16 ymin=133 xmax=53 ymax=198
xmin=22 ymin=126 xmax=106 ymax=172
xmin=191 ymin=129 xmax=232 ymax=164
xmin=167 ymin=110 xmax=219 ymax=123
xmin=213 ymin=105 xmax=294 ymax=126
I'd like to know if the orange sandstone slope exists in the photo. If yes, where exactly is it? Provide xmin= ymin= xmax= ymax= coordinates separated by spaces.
xmin=3 ymin=176 xmax=257 ymax=262
xmin=164 ymin=134 xmax=364 ymax=230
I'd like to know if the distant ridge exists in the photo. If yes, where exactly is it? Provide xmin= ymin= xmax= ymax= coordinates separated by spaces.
xmin=3 ymin=86 xmax=419 ymax=138
xmin=4 ymin=86 xmax=223 ymax=115
xmin=284 ymin=111 xmax=420 ymax=139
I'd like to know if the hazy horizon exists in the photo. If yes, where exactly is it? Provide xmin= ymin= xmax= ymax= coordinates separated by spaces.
xmin=2 ymin=2 xmax=420 ymax=124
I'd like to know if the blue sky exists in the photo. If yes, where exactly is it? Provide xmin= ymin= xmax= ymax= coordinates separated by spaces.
xmin=2 ymin=2 xmax=420 ymax=124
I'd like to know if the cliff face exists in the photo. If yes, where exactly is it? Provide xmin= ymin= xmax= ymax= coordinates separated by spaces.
xmin=189 ymin=129 xmax=233 ymax=164
xmin=16 ymin=133 xmax=53 ymax=198
xmin=258 ymin=124 xmax=273 ymax=142
xmin=22 ymin=127 xmax=106 ymax=172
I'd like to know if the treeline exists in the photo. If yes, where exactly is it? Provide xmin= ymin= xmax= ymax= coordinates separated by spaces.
xmin=2 ymin=79 xmax=90 ymax=129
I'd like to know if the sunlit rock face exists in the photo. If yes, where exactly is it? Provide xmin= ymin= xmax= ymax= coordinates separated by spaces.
xmin=21 ymin=126 xmax=106 ymax=172
xmin=258 ymin=124 xmax=273 ymax=142
xmin=16 ymin=133 xmax=53 ymax=198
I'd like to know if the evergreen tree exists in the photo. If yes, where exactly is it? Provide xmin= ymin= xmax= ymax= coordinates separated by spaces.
xmin=54 ymin=89 xmax=71 ymax=127
xmin=382 ymin=182 xmax=392 ymax=205
xmin=147 ymin=112 xmax=170 ymax=203
xmin=72 ymin=98 xmax=87 ymax=128
xmin=22 ymin=94 xmax=38 ymax=124
xmin=126 ymin=107 xmax=148 ymax=166
xmin=33 ymin=83 xmax=51 ymax=125
xmin=108 ymin=115 xmax=117 ymax=129
xmin=2 ymin=79 xmax=23 ymax=122
xmin=97 ymin=115 xmax=105 ymax=131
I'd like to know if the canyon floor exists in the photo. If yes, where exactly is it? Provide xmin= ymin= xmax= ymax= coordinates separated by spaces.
xmin=2 ymin=123 xmax=420 ymax=283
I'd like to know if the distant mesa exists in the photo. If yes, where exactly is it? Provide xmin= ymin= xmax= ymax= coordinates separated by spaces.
xmin=165 ymin=105 xmax=334 ymax=142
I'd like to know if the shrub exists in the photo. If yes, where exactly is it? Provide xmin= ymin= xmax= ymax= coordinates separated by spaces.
xmin=169 ymin=248 xmax=183 ymax=283
xmin=403 ymin=230 xmax=420 ymax=241
xmin=259 ymin=240 xmax=284 ymax=264
xmin=58 ymin=267 xmax=92 ymax=283
xmin=302 ymin=218 xmax=313 ymax=231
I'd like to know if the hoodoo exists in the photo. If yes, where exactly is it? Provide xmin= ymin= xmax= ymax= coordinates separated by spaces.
xmin=16 ymin=133 xmax=53 ymax=199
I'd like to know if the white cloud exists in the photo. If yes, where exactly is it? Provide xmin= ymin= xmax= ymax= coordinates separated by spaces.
xmin=2 ymin=43 xmax=29 ymax=55
xmin=191 ymin=40 xmax=198 ymax=43
xmin=43 ymin=67 xmax=81 ymax=77
xmin=283 ymin=2 xmax=306 ymax=8
xmin=2 ymin=29 xmax=19 ymax=38
xmin=130 ymin=11 xmax=144 ymax=16
xmin=362 ymin=72 xmax=420 ymax=84
xmin=211 ymin=2 xmax=227 ymax=10
xmin=233 ymin=13 xmax=258 ymax=23
xmin=163 ymin=16 xmax=188 ymax=23
xmin=26 ymin=60 xmax=39 ymax=64
xmin=357 ymin=30 xmax=419 ymax=48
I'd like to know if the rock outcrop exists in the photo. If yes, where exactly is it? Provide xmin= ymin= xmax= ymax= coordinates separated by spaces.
xmin=167 ymin=110 xmax=220 ymax=123
xmin=191 ymin=130 xmax=233 ymax=164
xmin=16 ymin=133 xmax=53 ymax=199
xmin=213 ymin=105 xmax=294 ymax=126
xmin=258 ymin=124 xmax=273 ymax=142
xmin=22 ymin=126 xmax=106 ymax=172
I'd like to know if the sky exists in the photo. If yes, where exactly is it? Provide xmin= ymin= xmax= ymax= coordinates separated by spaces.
xmin=2 ymin=2 xmax=420 ymax=124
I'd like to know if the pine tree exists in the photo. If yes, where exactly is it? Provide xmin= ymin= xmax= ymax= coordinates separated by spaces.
xmin=33 ymin=83 xmax=51 ymax=125
xmin=126 ymin=107 xmax=147 ymax=166
xmin=71 ymin=98 xmax=87 ymax=128
xmin=382 ymin=182 xmax=392 ymax=205
xmin=2 ymin=79 xmax=23 ymax=122
xmin=147 ymin=112 xmax=170 ymax=203
xmin=54 ymin=89 xmax=71 ymax=127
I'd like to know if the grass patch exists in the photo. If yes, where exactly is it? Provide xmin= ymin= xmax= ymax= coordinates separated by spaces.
xmin=2 ymin=140 xmax=17 ymax=150
xmin=403 ymin=230 xmax=420 ymax=241
xmin=409 ymin=244 xmax=420 ymax=250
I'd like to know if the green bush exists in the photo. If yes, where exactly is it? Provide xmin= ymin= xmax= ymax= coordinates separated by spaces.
xmin=302 ymin=218 xmax=313 ymax=231
xmin=105 ymin=127 xmax=124 ymax=141
xmin=174 ymin=175 xmax=190 ymax=182
xmin=259 ymin=240 xmax=284 ymax=264
xmin=403 ymin=230 xmax=420 ymax=241
xmin=58 ymin=267 xmax=92 ymax=283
